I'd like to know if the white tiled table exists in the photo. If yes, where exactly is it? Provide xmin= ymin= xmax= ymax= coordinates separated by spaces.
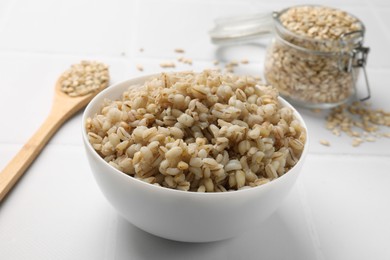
xmin=1 ymin=1 xmax=390 ymax=259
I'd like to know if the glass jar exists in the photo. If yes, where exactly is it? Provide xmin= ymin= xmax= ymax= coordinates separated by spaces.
xmin=209 ymin=5 xmax=370 ymax=109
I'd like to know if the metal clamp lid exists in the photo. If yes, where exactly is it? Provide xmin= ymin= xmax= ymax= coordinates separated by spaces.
xmin=339 ymin=31 xmax=371 ymax=101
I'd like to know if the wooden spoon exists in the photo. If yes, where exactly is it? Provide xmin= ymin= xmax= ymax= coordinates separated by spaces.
xmin=0 ymin=63 xmax=109 ymax=202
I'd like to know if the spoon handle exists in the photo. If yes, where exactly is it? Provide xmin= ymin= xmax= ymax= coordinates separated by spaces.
xmin=0 ymin=110 xmax=68 ymax=202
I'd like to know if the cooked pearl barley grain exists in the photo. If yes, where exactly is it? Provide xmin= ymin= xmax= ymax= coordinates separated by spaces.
xmin=60 ymin=61 xmax=109 ymax=97
xmin=160 ymin=62 xmax=176 ymax=68
xmin=86 ymin=70 xmax=306 ymax=192
xmin=174 ymin=48 xmax=185 ymax=53
xmin=264 ymin=6 xmax=363 ymax=107
xmin=319 ymin=139 xmax=330 ymax=146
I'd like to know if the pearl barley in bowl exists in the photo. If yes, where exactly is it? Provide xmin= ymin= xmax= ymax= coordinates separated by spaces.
xmin=82 ymin=70 xmax=308 ymax=242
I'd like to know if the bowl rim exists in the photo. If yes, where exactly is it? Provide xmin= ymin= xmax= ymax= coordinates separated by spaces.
xmin=81 ymin=72 xmax=309 ymax=197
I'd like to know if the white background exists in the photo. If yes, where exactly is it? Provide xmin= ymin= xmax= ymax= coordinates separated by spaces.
xmin=0 ymin=0 xmax=389 ymax=259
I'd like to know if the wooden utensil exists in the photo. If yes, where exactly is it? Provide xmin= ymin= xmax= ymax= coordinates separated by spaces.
xmin=0 ymin=70 xmax=108 ymax=202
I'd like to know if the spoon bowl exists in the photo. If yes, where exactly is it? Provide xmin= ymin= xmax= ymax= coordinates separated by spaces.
xmin=0 ymin=61 xmax=109 ymax=201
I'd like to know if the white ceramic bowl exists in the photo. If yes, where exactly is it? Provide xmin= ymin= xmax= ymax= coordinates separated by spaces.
xmin=82 ymin=74 xmax=309 ymax=243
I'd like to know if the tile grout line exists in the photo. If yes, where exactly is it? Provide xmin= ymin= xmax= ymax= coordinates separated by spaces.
xmin=307 ymin=152 xmax=390 ymax=158
xmin=366 ymin=1 xmax=390 ymax=44
xmin=1 ymin=49 xmax=390 ymax=71
xmin=129 ymin=0 xmax=141 ymax=59
xmin=104 ymin=211 xmax=119 ymax=260
xmin=0 ymin=49 xmax=127 ymax=60
xmin=296 ymin=180 xmax=326 ymax=260
xmin=0 ymin=0 xmax=17 ymax=34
